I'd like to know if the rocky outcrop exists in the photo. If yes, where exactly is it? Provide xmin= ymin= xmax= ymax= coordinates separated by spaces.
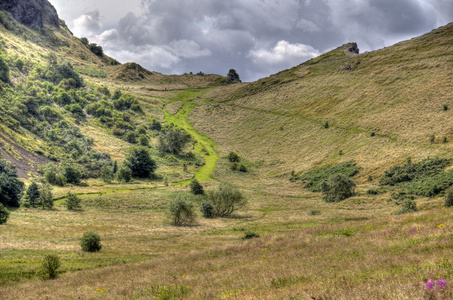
xmin=0 ymin=0 xmax=59 ymax=28
xmin=348 ymin=43 xmax=359 ymax=55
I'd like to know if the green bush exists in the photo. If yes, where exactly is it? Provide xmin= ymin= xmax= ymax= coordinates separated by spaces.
xmin=65 ymin=192 xmax=81 ymax=210
xmin=206 ymin=184 xmax=246 ymax=217
xmin=242 ymin=231 xmax=260 ymax=240
xmin=39 ymin=183 xmax=54 ymax=209
xmin=0 ymin=55 xmax=10 ymax=84
xmin=321 ymin=174 xmax=356 ymax=203
xmin=125 ymin=146 xmax=156 ymax=178
xmin=168 ymin=197 xmax=196 ymax=226
xmin=394 ymin=199 xmax=418 ymax=215
xmin=308 ymin=209 xmax=321 ymax=215
xmin=230 ymin=162 xmax=238 ymax=171
xmin=189 ymin=179 xmax=204 ymax=195
xmin=100 ymin=165 xmax=114 ymax=183
xmin=26 ymin=181 xmax=40 ymax=207
xmin=124 ymin=131 xmax=137 ymax=144
xmin=239 ymin=164 xmax=248 ymax=172
xmin=228 ymin=152 xmax=240 ymax=162
xmin=40 ymin=254 xmax=61 ymax=280
xmin=0 ymin=159 xmax=24 ymax=207
xmin=200 ymin=202 xmax=214 ymax=218
xmin=116 ymin=165 xmax=132 ymax=183
xmin=157 ymin=127 xmax=191 ymax=155
xmin=80 ymin=232 xmax=102 ymax=252
xmin=298 ymin=161 xmax=360 ymax=192
xmin=445 ymin=188 xmax=453 ymax=207
xmin=61 ymin=163 xmax=82 ymax=185
xmin=0 ymin=203 xmax=10 ymax=225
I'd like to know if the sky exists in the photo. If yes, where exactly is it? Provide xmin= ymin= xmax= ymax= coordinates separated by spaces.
xmin=50 ymin=0 xmax=453 ymax=82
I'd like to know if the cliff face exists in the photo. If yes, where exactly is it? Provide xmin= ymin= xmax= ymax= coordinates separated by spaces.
xmin=0 ymin=0 xmax=59 ymax=28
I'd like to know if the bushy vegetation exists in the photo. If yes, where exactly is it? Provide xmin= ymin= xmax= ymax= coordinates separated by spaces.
xmin=445 ymin=188 xmax=453 ymax=207
xmin=39 ymin=183 xmax=54 ymax=209
xmin=116 ymin=165 xmax=132 ymax=183
xmin=80 ymin=232 xmax=102 ymax=252
xmin=65 ymin=192 xmax=81 ymax=210
xmin=297 ymin=161 xmax=360 ymax=192
xmin=0 ymin=159 xmax=24 ymax=207
xmin=228 ymin=152 xmax=240 ymax=162
xmin=189 ymin=179 xmax=204 ymax=195
xmin=206 ymin=184 xmax=246 ymax=217
xmin=200 ymin=202 xmax=214 ymax=218
xmin=158 ymin=127 xmax=191 ymax=155
xmin=125 ymin=146 xmax=156 ymax=178
xmin=168 ymin=197 xmax=197 ymax=226
xmin=380 ymin=157 xmax=453 ymax=197
xmin=321 ymin=174 xmax=356 ymax=203
xmin=0 ymin=203 xmax=10 ymax=225
xmin=394 ymin=199 xmax=418 ymax=215
xmin=40 ymin=254 xmax=61 ymax=280
xmin=26 ymin=181 xmax=40 ymax=207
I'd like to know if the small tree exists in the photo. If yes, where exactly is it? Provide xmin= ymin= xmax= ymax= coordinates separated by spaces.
xmin=168 ymin=197 xmax=196 ymax=226
xmin=113 ymin=160 xmax=118 ymax=174
xmin=0 ymin=55 xmax=10 ymax=84
xmin=157 ymin=128 xmax=191 ymax=155
xmin=227 ymin=69 xmax=241 ymax=83
xmin=80 ymin=232 xmax=102 ymax=252
xmin=65 ymin=192 xmax=81 ymax=210
xmin=100 ymin=165 xmax=114 ymax=183
xmin=394 ymin=199 xmax=418 ymax=215
xmin=116 ymin=165 xmax=132 ymax=183
xmin=0 ymin=203 xmax=10 ymax=225
xmin=320 ymin=174 xmax=356 ymax=203
xmin=61 ymin=163 xmax=82 ymax=185
xmin=207 ymin=184 xmax=246 ymax=217
xmin=189 ymin=179 xmax=204 ymax=195
xmin=26 ymin=181 xmax=40 ymax=207
xmin=40 ymin=254 xmax=61 ymax=280
xmin=125 ymin=146 xmax=156 ymax=178
xmin=39 ymin=183 xmax=54 ymax=209
xmin=445 ymin=188 xmax=453 ymax=207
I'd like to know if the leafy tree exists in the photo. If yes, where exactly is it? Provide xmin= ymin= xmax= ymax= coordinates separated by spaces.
xmin=0 ymin=55 xmax=10 ymax=84
xmin=0 ymin=159 xmax=24 ymax=207
xmin=189 ymin=179 xmax=204 ymax=195
xmin=158 ymin=127 xmax=191 ymax=155
xmin=89 ymin=43 xmax=103 ymax=56
xmin=116 ymin=165 xmax=132 ymax=183
xmin=113 ymin=160 xmax=118 ymax=174
xmin=168 ymin=197 xmax=196 ymax=226
xmin=40 ymin=254 xmax=61 ymax=279
xmin=227 ymin=69 xmax=241 ymax=83
xmin=0 ymin=203 xmax=10 ymax=225
xmin=39 ymin=183 xmax=54 ymax=209
xmin=320 ymin=174 xmax=356 ymax=203
xmin=80 ymin=37 xmax=89 ymax=46
xmin=124 ymin=131 xmax=137 ymax=144
xmin=200 ymin=202 xmax=214 ymax=218
xmin=138 ymin=134 xmax=149 ymax=147
xmin=80 ymin=232 xmax=102 ymax=252
xmin=26 ymin=181 xmax=40 ymax=207
xmin=150 ymin=119 xmax=162 ymax=131
xmin=125 ymin=146 xmax=157 ymax=178
xmin=206 ymin=184 xmax=246 ymax=217
xmin=61 ymin=163 xmax=82 ymax=185
xmin=100 ymin=165 xmax=114 ymax=183
xmin=394 ymin=199 xmax=418 ymax=215
xmin=112 ymin=88 xmax=122 ymax=100
xmin=65 ymin=192 xmax=81 ymax=210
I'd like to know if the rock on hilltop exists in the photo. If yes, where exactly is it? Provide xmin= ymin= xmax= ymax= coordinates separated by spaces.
xmin=0 ymin=0 xmax=59 ymax=28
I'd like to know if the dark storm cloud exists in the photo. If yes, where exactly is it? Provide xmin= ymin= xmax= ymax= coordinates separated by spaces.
xmin=52 ymin=0 xmax=453 ymax=81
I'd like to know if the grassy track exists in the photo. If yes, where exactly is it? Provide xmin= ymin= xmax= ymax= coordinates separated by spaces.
xmin=163 ymin=89 xmax=219 ymax=183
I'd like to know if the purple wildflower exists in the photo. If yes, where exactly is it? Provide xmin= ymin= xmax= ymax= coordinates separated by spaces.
xmin=425 ymin=279 xmax=435 ymax=290
xmin=437 ymin=279 xmax=447 ymax=289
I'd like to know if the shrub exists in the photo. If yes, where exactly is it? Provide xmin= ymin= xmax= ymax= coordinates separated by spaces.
xmin=116 ymin=165 xmax=132 ymax=183
xmin=445 ymin=188 xmax=453 ymax=207
xmin=138 ymin=134 xmax=149 ymax=147
xmin=207 ymin=184 xmax=246 ymax=217
xmin=0 ymin=55 xmax=10 ymax=84
xmin=239 ymin=164 xmax=248 ymax=172
xmin=61 ymin=163 xmax=82 ymax=185
xmin=124 ymin=131 xmax=137 ymax=144
xmin=230 ymin=162 xmax=238 ymax=171
xmin=0 ymin=203 xmax=10 ymax=225
xmin=394 ymin=199 xmax=418 ymax=215
xmin=168 ymin=197 xmax=196 ymax=226
xmin=189 ymin=179 xmax=204 ymax=195
xmin=200 ymin=202 xmax=214 ymax=218
xmin=157 ymin=127 xmax=191 ymax=155
xmin=228 ymin=152 xmax=240 ymax=162
xmin=40 ymin=254 xmax=61 ymax=280
xmin=80 ymin=232 xmax=102 ymax=252
xmin=0 ymin=159 xmax=24 ymax=207
xmin=443 ymin=104 xmax=448 ymax=111
xmin=321 ymin=174 xmax=356 ymax=203
xmin=324 ymin=121 xmax=329 ymax=129
xmin=308 ymin=209 xmax=321 ymax=215
xmin=227 ymin=69 xmax=241 ymax=83
xmin=298 ymin=161 xmax=360 ymax=192
xmin=149 ymin=119 xmax=162 ymax=131
xmin=100 ymin=165 xmax=114 ymax=183
xmin=370 ymin=131 xmax=375 ymax=137
xmin=26 ymin=181 xmax=40 ymax=207
xmin=39 ymin=183 xmax=54 ymax=209
xmin=125 ymin=146 xmax=156 ymax=178
xmin=65 ymin=192 xmax=81 ymax=210
xmin=242 ymin=231 xmax=260 ymax=240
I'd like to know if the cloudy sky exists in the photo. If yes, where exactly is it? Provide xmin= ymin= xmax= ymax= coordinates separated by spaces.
xmin=50 ymin=0 xmax=452 ymax=82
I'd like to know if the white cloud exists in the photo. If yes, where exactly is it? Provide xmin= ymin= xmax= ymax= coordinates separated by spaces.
xmin=249 ymin=40 xmax=319 ymax=65
xmin=72 ymin=10 xmax=102 ymax=38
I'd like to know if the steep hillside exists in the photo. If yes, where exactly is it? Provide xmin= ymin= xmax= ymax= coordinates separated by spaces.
xmin=191 ymin=23 xmax=453 ymax=182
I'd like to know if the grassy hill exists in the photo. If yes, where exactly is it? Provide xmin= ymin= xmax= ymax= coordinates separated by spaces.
xmin=1 ymin=6 xmax=453 ymax=298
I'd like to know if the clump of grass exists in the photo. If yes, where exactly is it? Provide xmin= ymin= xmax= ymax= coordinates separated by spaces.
xmin=242 ymin=231 xmax=260 ymax=240
xmin=308 ymin=209 xmax=321 ymax=215
xmin=134 ymin=283 xmax=190 ymax=299
xmin=40 ymin=254 xmax=61 ymax=280
xmin=394 ymin=199 xmax=418 ymax=215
